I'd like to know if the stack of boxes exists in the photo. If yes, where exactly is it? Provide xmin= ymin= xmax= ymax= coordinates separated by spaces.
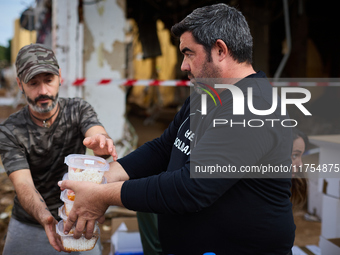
xmin=309 ymin=135 xmax=340 ymax=254
xmin=110 ymin=216 xmax=143 ymax=255
xmin=56 ymin=154 xmax=109 ymax=252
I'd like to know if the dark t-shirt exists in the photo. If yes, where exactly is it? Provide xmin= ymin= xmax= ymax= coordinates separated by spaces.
xmin=118 ymin=71 xmax=295 ymax=254
xmin=0 ymin=97 xmax=103 ymax=225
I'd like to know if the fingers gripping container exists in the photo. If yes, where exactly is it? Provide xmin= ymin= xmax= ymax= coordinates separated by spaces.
xmin=56 ymin=220 xmax=100 ymax=252
xmin=64 ymin=154 xmax=109 ymax=184
xmin=58 ymin=205 xmax=99 ymax=234
xmin=60 ymin=173 xmax=107 ymax=216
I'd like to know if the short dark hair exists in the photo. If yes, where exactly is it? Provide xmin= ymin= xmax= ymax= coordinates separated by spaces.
xmin=171 ymin=3 xmax=253 ymax=64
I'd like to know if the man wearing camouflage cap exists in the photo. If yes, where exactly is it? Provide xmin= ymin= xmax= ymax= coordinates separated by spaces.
xmin=0 ymin=44 xmax=117 ymax=254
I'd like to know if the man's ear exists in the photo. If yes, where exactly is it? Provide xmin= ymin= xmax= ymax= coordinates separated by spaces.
xmin=214 ymin=39 xmax=228 ymax=61
xmin=16 ymin=77 xmax=23 ymax=92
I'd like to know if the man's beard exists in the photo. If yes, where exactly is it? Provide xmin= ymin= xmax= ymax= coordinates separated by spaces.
xmin=189 ymin=62 xmax=221 ymax=94
xmin=192 ymin=79 xmax=206 ymax=94
xmin=23 ymin=90 xmax=59 ymax=113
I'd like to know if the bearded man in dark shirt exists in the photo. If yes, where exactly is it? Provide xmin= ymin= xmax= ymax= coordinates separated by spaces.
xmin=60 ymin=4 xmax=295 ymax=255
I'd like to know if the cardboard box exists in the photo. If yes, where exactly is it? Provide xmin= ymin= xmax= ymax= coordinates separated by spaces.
xmin=321 ymin=194 xmax=340 ymax=239
xmin=319 ymin=236 xmax=340 ymax=254
xmin=110 ymin=217 xmax=143 ymax=255
xmin=292 ymin=245 xmax=320 ymax=255
xmin=106 ymin=206 xmax=137 ymax=218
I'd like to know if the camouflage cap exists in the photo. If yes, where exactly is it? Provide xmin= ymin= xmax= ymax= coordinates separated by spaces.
xmin=15 ymin=43 xmax=60 ymax=84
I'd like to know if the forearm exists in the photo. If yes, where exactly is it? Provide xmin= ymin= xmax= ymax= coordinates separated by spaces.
xmin=9 ymin=170 xmax=53 ymax=226
xmin=117 ymin=110 xmax=184 ymax=179
xmin=120 ymin=164 xmax=240 ymax=214
xmin=117 ymin=139 xmax=171 ymax=179
xmin=17 ymin=185 xmax=64 ymax=252
xmin=16 ymin=182 xmax=52 ymax=225
xmin=105 ymin=161 xmax=130 ymax=183
xmin=101 ymin=181 xmax=124 ymax=207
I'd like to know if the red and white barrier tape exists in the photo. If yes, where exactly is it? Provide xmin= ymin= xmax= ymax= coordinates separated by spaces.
xmin=271 ymin=82 xmax=340 ymax=87
xmin=61 ymin=79 xmax=340 ymax=87
xmin=68 ymin=79 xmax=191 ymax=87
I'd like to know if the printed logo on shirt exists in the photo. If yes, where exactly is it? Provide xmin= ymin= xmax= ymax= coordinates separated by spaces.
xmin=173 ymin=129 xmax=194 ymax=155
xmin=184 ymin=129 xmax=195 ymax=141
xmin=174 ymin=137 xmax=191 ymax=155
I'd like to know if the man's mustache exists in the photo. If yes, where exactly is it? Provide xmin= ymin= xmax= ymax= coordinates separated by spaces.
xmin=34 ymin=95 xmax=55 ymax=103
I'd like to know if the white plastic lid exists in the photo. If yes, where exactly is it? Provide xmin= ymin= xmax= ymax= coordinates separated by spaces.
xmin=62 ymin=172 xmax=107 ymax=184
xmin=64 ymin=154 xmax=109 ymax=172
xmin=56 ymin=220 xmax=99 ymax=237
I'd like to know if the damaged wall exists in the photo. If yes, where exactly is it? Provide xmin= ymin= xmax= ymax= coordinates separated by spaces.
xmin=83 ymin=0 xmax=126 ymax=141
xmin=53 ymin=0 xmax=126 ymax=141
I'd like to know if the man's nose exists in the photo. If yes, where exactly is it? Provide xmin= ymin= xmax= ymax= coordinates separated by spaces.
xmin=38 ymin=83 xmax=49 ymax=94
xmin=181 ymin=59 xmax=190 ymax=72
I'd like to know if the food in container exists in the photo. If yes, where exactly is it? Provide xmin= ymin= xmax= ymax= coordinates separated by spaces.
xmin=62 ymin=172 xmax=107 ymax=184
xmin=56 ymin=220 xmax=99 ymax=252
xmin=60 ymin=189 xmax=74 ymax=216
xmin=64 ymin=154 xmax=109 ymax=184
xmin=66 ymin=189 xmax=75 ymax=201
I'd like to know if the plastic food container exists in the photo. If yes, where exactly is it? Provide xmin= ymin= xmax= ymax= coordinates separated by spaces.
xmin=60 ymin=189 xmax=74 ymax=216
xmin=64 ymin=154 xmax=109 ymax=184
xmin=58 ymin=205 xmax=69 ymax=230
xmin=62 ymin=172 xmax=107 ymax=184
xmin=58 ymin=205 xmax=67 ymax=221
xmin=56 ymin=220 xmax=99 ymax=252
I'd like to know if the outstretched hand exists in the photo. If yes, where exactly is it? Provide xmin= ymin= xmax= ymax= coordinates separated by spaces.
xmin=43 ymin=215 xmax=68 ymax=252
xmin=83 ymin=134 xmax=117 ymax=160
